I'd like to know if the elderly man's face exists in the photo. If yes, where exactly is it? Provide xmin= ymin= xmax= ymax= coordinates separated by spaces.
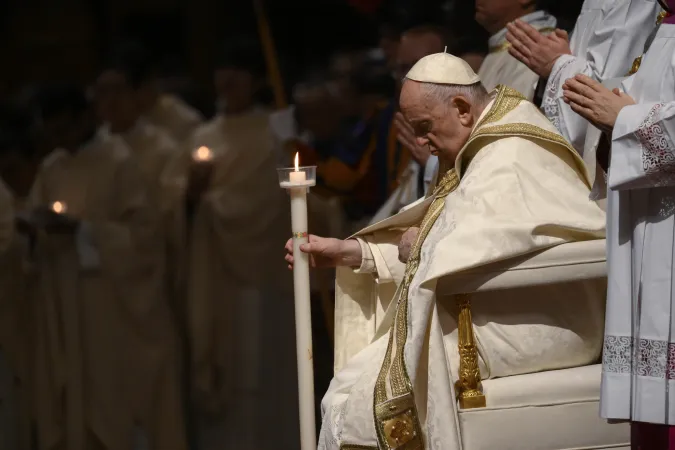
xmin=399 ymin=81 xmax=474 ymax=162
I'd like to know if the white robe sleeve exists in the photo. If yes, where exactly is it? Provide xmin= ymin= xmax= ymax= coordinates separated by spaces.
xmin=542 ymin=54 xmax=596 ymax=153
xmin=354 ymin=230 xmax=406 ymax=285
xmin=609 ymin=102 xmax=675 ymax=190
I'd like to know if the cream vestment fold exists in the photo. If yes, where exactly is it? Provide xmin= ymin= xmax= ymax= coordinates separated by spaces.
xmin=320 ymin=86 xmax=607 ymax=450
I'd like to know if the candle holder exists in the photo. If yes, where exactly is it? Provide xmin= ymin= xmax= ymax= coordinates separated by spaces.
xmin=277 ymin=166 xmax=317 ymax=189
xmin=278 ymin=163 xmax=317 ymax=450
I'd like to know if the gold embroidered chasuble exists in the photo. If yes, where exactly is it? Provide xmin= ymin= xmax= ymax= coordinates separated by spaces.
xmin=321 ymin=86 xmax=607 ymax=450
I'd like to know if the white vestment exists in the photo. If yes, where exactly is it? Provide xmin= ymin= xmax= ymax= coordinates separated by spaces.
xmin=319 ymin=87 xmax=607 ymax=450
xmin=478 ymin=11 xmax=557 ymax=100
xmin=369 ymin=156 xmax=439 ymax=224
xmin=601 ymin=23 xmax=675 ymax=426
xmin=171 ymin=111 xmax=299 ymax=450
xmin=144 ymin=94 xmax=203 ymax=145
xmin=27 ymin=134 xmax=161 ymax=450
xmin=100 ymin=121 xmax=187 ymax=450
xmin=543 ymin=0 xmax=660 ymax=154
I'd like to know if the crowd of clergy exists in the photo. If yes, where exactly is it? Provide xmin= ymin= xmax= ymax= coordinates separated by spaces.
xmin=1 ymin=0 xmax=675 ymax=449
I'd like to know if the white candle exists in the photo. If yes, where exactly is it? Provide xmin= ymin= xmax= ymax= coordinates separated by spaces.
xmin=289 ymin=152 xmax=306 ymax=184
xmin=51 ymin=201 xmax=67 ymax=214
xmin=282 ymin=152 xmax=316 ymax=450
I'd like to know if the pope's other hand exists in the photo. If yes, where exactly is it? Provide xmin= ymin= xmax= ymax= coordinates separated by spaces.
xmin=285 ymin=235 xmax=362 ymax=269
xmin=398 ymin=226 xmax=419 ymax=263
xmin=394 ymin=112 xmax=431 ymax=166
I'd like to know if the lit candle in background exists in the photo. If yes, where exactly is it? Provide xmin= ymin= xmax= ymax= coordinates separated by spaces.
xmin=192 ymin=146 xmax=213 ymax=162
xmin=51 ymin=201 xmax=67 ymax=214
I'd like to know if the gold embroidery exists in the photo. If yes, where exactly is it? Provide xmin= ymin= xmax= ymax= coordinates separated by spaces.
xmin=488 ymin=26 xmax=556 ymax=53
xmin=340 ymin=445 xmax=378 ymax=450
xmin=373 ymin=85 xmax=527 ymax=448
xmin=475 ymin=86 xmax=526 ymax=130
xmin=370 ymin=86 xmax=581 ymax=447
xmin=461 ymin=121 xmax=588 ymax=186
xmin=374 ymin=171 xmax=456 ymax=449
xmin=375 ymin=394 xmax=423 ymax=450
xmin=455 ymin=294 xmax=486 ymax=409
xmin=658 ymin=10 xmax=668 ymax=24
xmin=629 ymin=56 xmax=643 ymax=76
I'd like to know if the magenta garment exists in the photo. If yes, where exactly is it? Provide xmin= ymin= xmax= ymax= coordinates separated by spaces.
xmin=663 ymin=0 xmax=675 ymax=24
xmin=632 ymin=422 xmax=675 ymax=449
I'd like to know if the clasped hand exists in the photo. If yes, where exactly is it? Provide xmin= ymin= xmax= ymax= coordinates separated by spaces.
xmin=562 ymin=74 xmax=636 ymax=133
xmin=505 ymin=20 xmax=571 ymax=78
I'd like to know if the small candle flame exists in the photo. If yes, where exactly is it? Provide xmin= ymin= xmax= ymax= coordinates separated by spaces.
xmin=51 ymin=201 xmax=67 ymax=214
xmin=193 ymin=146 xmax=213 ymax=162
xmin=294 ymin=152 xmax=299 ymax=171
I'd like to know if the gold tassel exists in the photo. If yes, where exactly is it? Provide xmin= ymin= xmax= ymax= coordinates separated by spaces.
xmin=455 ymin=294 xmax=486 ymax=409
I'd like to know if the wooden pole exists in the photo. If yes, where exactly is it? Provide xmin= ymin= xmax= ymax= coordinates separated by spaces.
xmin=253 ymin=0 xmax=288 ymax=109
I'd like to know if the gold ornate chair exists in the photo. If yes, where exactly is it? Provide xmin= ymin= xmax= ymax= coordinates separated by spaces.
xmin=437 ymin=239 xmax=629 ymax=450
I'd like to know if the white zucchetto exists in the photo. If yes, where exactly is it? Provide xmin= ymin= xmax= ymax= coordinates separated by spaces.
xmin=406 ymin=52 xmax=481 ymax=85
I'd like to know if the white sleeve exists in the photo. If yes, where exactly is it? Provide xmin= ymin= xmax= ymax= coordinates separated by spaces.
xmin=75 ymin=221 xmax=101 ymax=270
xmin=353 ymin=230 xmax=406 ymax=285
xmin=609 ymin=102 xmax=675 ymax=190
xmin=354 ymin=237 xmax=376 ymax=274
xmin=542 ymin=54 xmax=595 ymax=153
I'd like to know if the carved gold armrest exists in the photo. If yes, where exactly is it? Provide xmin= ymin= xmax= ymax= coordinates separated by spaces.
xmin=454 ymin=294 xmax=486 ymax=409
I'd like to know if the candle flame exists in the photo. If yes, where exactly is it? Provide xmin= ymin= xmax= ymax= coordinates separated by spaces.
xmin=51 ymin=201 xmax=66 ymax=214
xmin=294 ymin=152 xmax=299 ymax=171
xmin=193 ymin=146 xmax=213 ymax=162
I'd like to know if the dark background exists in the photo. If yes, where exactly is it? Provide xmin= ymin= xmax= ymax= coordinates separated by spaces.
xmin=0 ymin=0 xmax=584 ymax=103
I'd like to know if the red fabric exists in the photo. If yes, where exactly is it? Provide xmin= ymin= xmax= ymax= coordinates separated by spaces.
xmin=632 ymin=422 xmax=675 ymax=449
xmin=347 ymin=0 xmax=384 ymax=14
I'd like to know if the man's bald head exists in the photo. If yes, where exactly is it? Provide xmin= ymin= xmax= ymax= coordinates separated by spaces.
xmin=394 ymin=26 xmax=450 ymax=82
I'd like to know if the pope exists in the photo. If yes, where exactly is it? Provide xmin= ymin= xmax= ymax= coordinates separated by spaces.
xmin=285 ymin=53 xmax=607 ymax=449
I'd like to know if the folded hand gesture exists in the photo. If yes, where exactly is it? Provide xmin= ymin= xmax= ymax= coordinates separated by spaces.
xmin=562 ymin=74 xmax=636 ymax=134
